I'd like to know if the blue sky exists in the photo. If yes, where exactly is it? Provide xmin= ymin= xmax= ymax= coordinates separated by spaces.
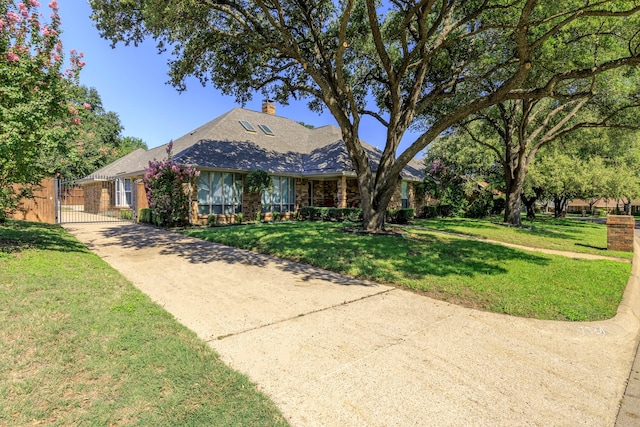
xmin=57 ymin=0 xmax=423 ymax=155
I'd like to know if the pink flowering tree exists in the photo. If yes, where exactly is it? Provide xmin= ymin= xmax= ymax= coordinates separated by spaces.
xmin=143 ymin=142 xmax=199 ymax=227
xmin=0 ymin=0 xmax=85 ymax=220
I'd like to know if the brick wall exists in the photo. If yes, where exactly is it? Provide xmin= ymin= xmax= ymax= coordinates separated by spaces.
xmin=606 ymin=215 xmax=635 ymax=252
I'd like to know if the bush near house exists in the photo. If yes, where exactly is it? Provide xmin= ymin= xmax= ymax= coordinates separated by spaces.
xmin=421 ymin=205 xmax=438 ymax=219
xmin=387 ymin=208 xmax=415 ymax=224
xmin=138 ymin=208 xmax=152 ymax=224
xmin=119 ymin=209 xmax=133 ymax=220
xmin=299 ymin=206 xmax=362 ymax=222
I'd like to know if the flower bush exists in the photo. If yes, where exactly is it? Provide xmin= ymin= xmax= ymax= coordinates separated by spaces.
xmin=143 ymin=142 xmax=198 ymax=227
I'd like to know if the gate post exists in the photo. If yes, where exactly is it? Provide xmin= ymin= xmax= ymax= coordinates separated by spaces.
xmin=54 ymin=178 xmax=59 ymax=224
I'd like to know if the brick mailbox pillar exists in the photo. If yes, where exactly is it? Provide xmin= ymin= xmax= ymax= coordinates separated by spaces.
xmin=606 ymin=215 xmax=636 ymax=252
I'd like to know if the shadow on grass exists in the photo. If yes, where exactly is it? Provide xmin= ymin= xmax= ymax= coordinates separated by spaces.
xmin=574 ymin=243 xmax=607 ymax=251
xmin=88 ymin=222 xmax=377 ymax=287
xmin=0 ymin=220 xmax=88 ymax=255
xmin=67 ymin=221 xmax=552 ymax=290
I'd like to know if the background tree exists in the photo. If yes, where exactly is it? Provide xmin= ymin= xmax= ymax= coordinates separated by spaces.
xmin=455 ymin=61 xmax=640 ymax=225
xmin=0 ymin=0 xmax=83 ymax=220
xmin=41 ymin=85 xmax=148 ymax=178
xmin=90 ymin=0 xmax=640 ymax=231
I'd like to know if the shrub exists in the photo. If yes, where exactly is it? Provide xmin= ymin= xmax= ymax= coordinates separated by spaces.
xmin=256 ymin=211 xmax=262 ymax=222
xmin=273 ymin=211 xmax=280 ymax=221
xmin=236 ymin=213 xmax=243 ymax=223
xmin=465 ymin=190 xmax=494 ymax=219
xmin=244 ymin=170 xmax=272 ymax=194
xmin=143 ymin=141 xmax=199 ymax=227
xmin=151 ymin=213 xmax=162 ymax=226
xmin=207 ymin=215 xmax=217 ymax=226
xmin=120 ymin=209 xmax=133 ymax=220
xmin=300 ymin=206 xmax=324 ymax=221
xmin=421 ymin=205 xmax=437 ymax=219
xmin=299 ymin=206 xmax=361 ymax=222
xmin=387 ymin=208 xmax=415 ymax=224
xmin=491 ymin=196 xmax=506 ymax=215
xmin=138 ymin=208 xmax=152 ymax=224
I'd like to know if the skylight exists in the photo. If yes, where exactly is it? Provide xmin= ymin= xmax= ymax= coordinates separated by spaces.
xmin=239 ymin=120 xmax=256 ymax=132
xmin=258 ymin=124 xmax=274 ymax=136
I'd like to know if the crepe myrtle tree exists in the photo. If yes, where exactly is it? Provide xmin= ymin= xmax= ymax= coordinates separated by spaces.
xmin=143 ymin=142 xmax=199 ymax=227
xmin=0 ymin=0 xmax=84 ymax=220
xmin=90 ymin=0 xmax=640 ymax=232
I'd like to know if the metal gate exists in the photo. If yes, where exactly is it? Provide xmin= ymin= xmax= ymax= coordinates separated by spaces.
xmin=55 ymin=176 xmax=136 ymax=224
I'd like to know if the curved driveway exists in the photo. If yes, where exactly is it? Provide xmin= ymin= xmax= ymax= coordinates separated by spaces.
xmin=64 ymin=222 xmax=640 ymax=426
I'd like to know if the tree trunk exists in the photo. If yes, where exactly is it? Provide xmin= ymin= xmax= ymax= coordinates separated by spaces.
xmin=553 ymin=197 xmax=567 ymax=217
xmin=521 ymin=194 xmax=537 ymax=220
xmin=504 ymin=190 xmax=522 ymax=225
xmin=360 ymin=174 xmax=401 ymax=232
xmin=503 ymin=163 xmax=528 ymax=226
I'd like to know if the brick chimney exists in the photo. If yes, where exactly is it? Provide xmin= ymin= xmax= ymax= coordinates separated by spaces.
xmin=262 ymin=99 xmax=276 ymax=115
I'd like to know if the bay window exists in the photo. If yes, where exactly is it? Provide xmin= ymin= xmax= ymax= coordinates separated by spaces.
xmin=262 ymin=176 xmax=296 ymax=213
xmin=198 ymin=171 xmax=243 ymax=215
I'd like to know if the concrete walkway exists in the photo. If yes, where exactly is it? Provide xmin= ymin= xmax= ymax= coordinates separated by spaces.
xmin=64 ymin=222 xmax=640 ymax=426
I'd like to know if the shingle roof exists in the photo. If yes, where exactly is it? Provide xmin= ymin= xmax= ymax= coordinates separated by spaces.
xmin=87 ymin=107 xmax=425 ymax=181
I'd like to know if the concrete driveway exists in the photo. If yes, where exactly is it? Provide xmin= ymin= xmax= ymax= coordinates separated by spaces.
xmin=64 ymin=222 xmax=640 ymax=426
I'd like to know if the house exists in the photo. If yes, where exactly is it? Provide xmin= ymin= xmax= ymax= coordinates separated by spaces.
xmin=84 ymin=102 xmax=426 ymax=224
xmin=566 ymin=198 xmax=640 ymax=215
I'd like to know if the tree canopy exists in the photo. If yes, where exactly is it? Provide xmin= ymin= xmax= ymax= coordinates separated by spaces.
xmin=44 ymin=85 xmax=148 ymax=178
xmin=90 ymin=0 xmax=640 ymax=230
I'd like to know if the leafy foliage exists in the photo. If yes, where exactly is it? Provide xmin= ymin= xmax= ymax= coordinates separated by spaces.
xmin=42 ymin=85 xmax=148 ymax=178
xmin=244 ymin=169 xmax=272 ymax=194
xmin=143 ymin=142 xmax=199 ymax=227
xmin=0 ymin=0 xmax=83 ymax=219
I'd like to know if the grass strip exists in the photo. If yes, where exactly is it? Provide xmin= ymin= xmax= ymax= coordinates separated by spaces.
xmin=412 ymin=216 xmax=633 ymax=259
xmin=0 ymin=220 xmax=288 ymax=426
xmin=185 ymin=221 xmax=630 ymax=321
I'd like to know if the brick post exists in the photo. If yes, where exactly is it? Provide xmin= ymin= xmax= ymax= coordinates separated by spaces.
xmin=606 ymin=215 xmax=635 ymax=252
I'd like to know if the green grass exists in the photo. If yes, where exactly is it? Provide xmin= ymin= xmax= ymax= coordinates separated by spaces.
xmin=184 ymin=221 xmax=631 ymax=321
xmin=412 ymin=216 xmax=634 ymax=259
xmin=0 ymin=220 xmax=288 ymax=426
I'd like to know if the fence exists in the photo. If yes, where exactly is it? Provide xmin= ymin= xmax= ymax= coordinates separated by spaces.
xmin=7 ymin=176 xmax=146 ymax=224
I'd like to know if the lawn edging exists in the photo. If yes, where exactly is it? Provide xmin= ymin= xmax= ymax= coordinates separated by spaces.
xmin=611 ymin=236 xmax=640 ymax=333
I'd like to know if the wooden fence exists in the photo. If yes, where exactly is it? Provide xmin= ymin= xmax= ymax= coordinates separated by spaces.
xmin=8 ymin=178 xmax=56 ymax=224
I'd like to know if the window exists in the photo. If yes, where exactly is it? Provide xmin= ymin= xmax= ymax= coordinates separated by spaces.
xmin=198 ymin=172 xmax=243 ymax=215
xmin=401 ymin=181 xmax=409 ymax=209
xmin=262 ymin=176 xmax=296 ymax=213
xmin=115 ymin=178 xmax=132 ymax=207
xmin=258 ymin=124 xmax=274 ymax=136
xmin=239 ymin=120 xmax=256 ymax=132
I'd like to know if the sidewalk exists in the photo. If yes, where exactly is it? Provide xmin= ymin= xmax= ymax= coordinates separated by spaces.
xmin=64 ymin=222 xmax=640 ymax=426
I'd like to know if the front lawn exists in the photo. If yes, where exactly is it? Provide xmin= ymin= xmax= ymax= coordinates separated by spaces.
xmin=185 ymin=221 xmax=631 ymax=321
xmin=0 ymin=220 xmax=288 ymax=426
xmin=412 ymin=216 xmax=634 ymax=259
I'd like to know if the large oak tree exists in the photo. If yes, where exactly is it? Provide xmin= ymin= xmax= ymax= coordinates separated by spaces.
xmin=90 ymin=0 xmax=640 ymax=231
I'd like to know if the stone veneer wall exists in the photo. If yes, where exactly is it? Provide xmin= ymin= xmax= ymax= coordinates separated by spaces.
xmin=606 ymin=215 xmax=635 ymax=252
xmin=312 ymin=180 xmax=338 ymax=207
